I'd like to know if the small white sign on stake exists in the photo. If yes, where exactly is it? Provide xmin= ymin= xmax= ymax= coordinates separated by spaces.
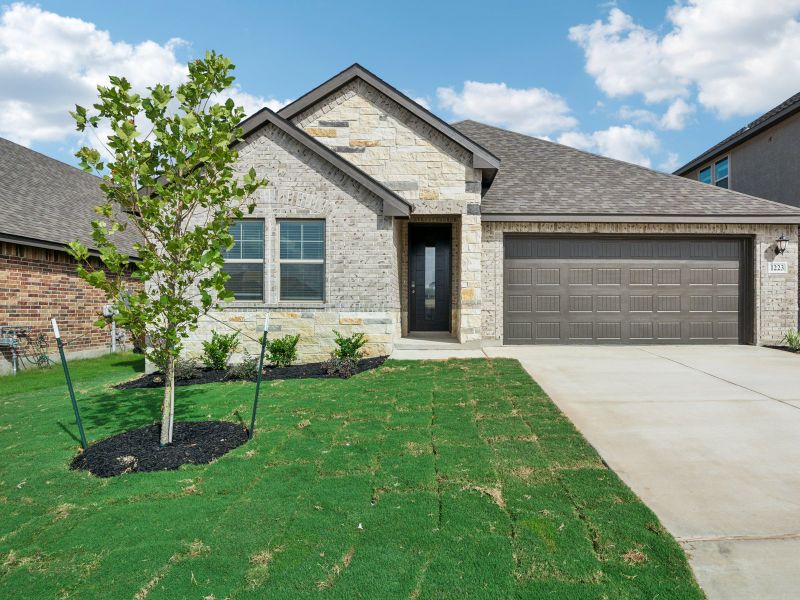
xmin=768 ymin=262 xmax=788 ymax=274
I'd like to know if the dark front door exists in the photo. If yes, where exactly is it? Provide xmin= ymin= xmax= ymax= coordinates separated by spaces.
xmin=409 ymin=225 xmax=452 ymax=332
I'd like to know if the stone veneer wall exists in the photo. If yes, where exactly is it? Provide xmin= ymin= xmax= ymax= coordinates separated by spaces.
xmin=291 ymin=79 xmax=482 ymax=213
xmin=290 ymin=79 xmax=483 ymax=341
xmin=482 ymin=222 xmax=799 ymax=345
xmin=183 ymin=124 xmax=402 ymax=364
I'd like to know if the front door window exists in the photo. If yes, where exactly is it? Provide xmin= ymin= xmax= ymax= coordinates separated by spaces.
xmin=425 ymin=245 xmax=436 ymax=320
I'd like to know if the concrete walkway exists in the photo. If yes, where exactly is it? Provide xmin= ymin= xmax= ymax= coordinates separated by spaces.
xmin=482 ymin=345 xmax=800 ymax=600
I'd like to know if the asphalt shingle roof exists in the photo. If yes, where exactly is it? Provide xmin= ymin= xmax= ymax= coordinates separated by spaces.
xmin=0 ymin=137 xmax=139 ymax=254
xmin=674 ymin=91 xmax=800 ymax=175
xmin=453 ymin=120 xmax=800 ymax=221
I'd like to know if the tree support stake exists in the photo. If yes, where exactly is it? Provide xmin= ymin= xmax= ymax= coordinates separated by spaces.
xmin=52 ymin=318 xmax=87 ymax=450
xmin=249 ymin=313 xmax=269 ymax=440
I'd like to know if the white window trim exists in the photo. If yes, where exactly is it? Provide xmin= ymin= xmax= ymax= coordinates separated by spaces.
xmin=713 ymin=155 xmax=730 ymax=187
xmin=698 ymin=155 xmax=730 ymax=187
xmin=278 ymin=219 xmax=326 ymax=303
xmin=224 ymin=219 xmax=265 ymax=302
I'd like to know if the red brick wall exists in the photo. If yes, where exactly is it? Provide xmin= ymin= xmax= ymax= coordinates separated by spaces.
xmin=0 ymin=242 xmax=134 ymax=370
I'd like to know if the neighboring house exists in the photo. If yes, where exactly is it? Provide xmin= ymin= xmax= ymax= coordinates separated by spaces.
xmin=0 ymin=137 xmax=139 ymax=374
xmin=674 ymin=92 xmax=800 ymax=208
xmin=180 ymin=64 xmax=800 ymax=362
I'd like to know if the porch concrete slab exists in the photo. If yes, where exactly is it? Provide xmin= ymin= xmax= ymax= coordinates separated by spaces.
xmin=681 ymin=538 xmax=800 ymax=600
xmin=484 ymin=345 xmax=800 ymax=599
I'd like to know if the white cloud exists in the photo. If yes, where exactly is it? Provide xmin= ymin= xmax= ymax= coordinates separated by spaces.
xmin=219 ymin=86 xmax=291 ymax=116
xmin=569 ymin=8 xmax=687 ymax=103
xmin=658 ymin=151 xmax=682 ymax=172
xmin=0 ymin=3 xmax=282 ymax=146
xmin=558 ymin=125 xmax=660 ymax=167
xmin=660 ymin=98 xmax=695 ymax=130
xmin=412 ymin=96 xmax=431 ymax=110
xmin=437 ymin=80 xmax=577 ymax=136
xmin=618 ymin=98 xmax=695 ymax=130
xmin=570 ymin=1 xmax=800 ymax=118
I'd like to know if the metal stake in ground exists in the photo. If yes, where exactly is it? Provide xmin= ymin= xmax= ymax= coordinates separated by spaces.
xmin=248 ymin=313 xmax=269 ymax=440
xmin=51 ymin=318 xmax=87 ymax=450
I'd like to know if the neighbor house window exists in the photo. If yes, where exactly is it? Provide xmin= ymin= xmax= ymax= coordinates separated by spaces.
xmin=222 ymin=220 xmax=264 ymax=301
xmin=697 ymin=158 xmax=729 ymax=188
xmin=280 ymin=220 xmax=325 ymax=301
xmin=714 ymin=157 xmax=729 ymax=188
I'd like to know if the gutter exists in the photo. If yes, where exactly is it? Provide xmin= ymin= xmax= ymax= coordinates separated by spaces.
xmin=480 ymin=213 xmax=800 ymax=224
xmin=674 ymin=102 xmax=800 ymax=176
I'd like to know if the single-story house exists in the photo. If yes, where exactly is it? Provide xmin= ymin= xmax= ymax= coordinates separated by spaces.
xmin=0 ymin=137 xmax=139 ymax=374
xmin=185 ymin=64 xmax=800 ymax=361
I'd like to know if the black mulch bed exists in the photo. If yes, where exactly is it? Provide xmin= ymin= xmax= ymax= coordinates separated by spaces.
xmin=766 ymin=345 xmax=799 ymax=355
xmin=70 ymin=421 xmax=248 ymax=478
xmin=115 ymin=356 xmax=388 ymax=390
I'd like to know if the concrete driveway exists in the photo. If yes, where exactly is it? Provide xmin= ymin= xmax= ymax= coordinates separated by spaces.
xmin=484 ymin=345 xmax=800 ymax=600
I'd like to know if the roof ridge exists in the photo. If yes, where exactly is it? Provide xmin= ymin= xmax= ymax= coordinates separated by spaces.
xmin=0 ymin=136 xmax=102 ymax=183
xmin=455 ymin=119 xmax=800 ymax=213
xmin=237 ymin=106 xmax=412 ymax=216
xmin=277 ymin=64 xmax=500 ymax=169
xmin=674 ymin=89 xmax=800 ymax=174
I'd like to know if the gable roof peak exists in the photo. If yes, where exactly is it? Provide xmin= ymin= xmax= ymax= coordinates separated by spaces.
xmin=278 ymin=64 xmax=500 ymax=170
xmin=238 ymin=107 xmax=411 ymax=217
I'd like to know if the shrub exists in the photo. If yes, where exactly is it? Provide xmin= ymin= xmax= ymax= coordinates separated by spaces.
xmin=332 ymin=331 xmax=367 ymax=360
xmin=783 ymin=329 xmax=800 ymax=352
xmin=201 ymin=331 xmax=239 ymax=370
xmin=174 ymin=358 xmax=199 ymax=381
xmin=266 ymin=334 xmax=300 ymax=368
xmin=226 ymin=348 xmax=260 ymax=380
xmin=324 ymin=356 xmax=359 ymax=379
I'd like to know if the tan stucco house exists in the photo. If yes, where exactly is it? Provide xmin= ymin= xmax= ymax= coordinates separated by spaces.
xmin=185 ymin=64 xmax=800 ymax=361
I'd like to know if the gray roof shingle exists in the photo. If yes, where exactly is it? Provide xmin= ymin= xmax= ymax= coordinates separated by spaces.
xmin=0 ymin=137 xmax=140 ymax=254
xmin=674 ymin=91 xmax=800 ymax=175
xmin=453 ymin=120 xmax=800 ymax=222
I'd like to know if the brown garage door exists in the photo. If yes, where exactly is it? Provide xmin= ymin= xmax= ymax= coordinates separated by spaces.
xmin=503 ymin=236 xmax=751 ymax=344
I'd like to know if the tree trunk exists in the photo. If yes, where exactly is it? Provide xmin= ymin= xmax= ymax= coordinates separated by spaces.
xmin=160 ymin=356 xmax=175 ymax=445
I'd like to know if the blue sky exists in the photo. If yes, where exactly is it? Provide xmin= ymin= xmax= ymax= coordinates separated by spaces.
xmin=3 ymin=0 xmax=800 ymax=172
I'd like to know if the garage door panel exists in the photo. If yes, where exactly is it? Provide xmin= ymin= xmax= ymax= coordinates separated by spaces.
xmin=503 ymin=236 xmax=746 ymax=345
xmin=535 ymin=268 xmax=560 ymax=285
xmin=536 ymin=322 xmax=560 ymax=341
xmin=536 ymin=295 xmax=560 ymax=312
xmin=569 ymin=268 xmax=593 ymax=285
xmin=507 ymin=267 xmax=532 ymax=285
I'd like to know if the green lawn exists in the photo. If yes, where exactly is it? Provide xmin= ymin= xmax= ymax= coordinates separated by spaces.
xmin=0 ymin=353 xmax=702 ymax=599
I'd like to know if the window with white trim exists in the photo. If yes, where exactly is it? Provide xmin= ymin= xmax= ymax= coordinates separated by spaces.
xmin=714 ymin=157 xmax=729 ymax=189
xmin=697 ymin=156 xmax=729 ymax=189
xmin=222 ymin=220 xmax=264 ymax=301
xmin=279 ymin=220 xmax=325 ymax=301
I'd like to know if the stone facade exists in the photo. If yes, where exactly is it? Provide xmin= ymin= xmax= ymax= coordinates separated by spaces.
xmin=481 ymin=222 xmax=799 ymax=346
xmin=183 ymin=123 xmax=402 ymax=363
xmin=290 ymin=78 xmax=483 ymax=341
xmin=182 ymin=72 xmax=799 ymax=361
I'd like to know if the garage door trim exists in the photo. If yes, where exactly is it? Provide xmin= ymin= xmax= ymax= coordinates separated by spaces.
xmin=502 ymin=234 xmax=754 ymax=345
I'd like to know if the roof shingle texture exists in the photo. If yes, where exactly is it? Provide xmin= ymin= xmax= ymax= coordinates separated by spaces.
xmin=453 ymin=120 xmax=800 ymax=218
xmin=675 ymin=91 xmax=800 ymax=174
xmin=0 ymin=137 xmax=139 ymax=254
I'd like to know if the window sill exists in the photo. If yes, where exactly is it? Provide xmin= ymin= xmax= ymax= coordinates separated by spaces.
xmin=219 ymin=301 xmax=328 ymax=310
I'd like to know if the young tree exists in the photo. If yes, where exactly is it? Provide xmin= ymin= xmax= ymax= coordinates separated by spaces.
xmin=68 ymin=52 xmax=267 ymax=445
